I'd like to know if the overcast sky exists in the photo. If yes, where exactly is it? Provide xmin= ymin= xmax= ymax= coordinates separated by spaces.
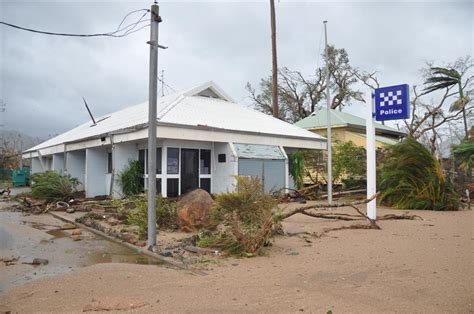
xmin=0 ymin=0 xmax=472 ymax=139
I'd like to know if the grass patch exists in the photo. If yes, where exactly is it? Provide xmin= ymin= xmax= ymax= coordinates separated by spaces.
xmin=119 ymin=195 xmax=178 ymax=239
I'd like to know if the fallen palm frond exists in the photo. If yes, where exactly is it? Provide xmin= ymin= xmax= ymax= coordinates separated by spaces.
xmin=378 ymin=137 xmax=459 ymax=211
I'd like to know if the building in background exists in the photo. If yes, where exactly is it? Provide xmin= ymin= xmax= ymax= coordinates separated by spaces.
xmin=295 ymin=108 xmax=405 ymax=148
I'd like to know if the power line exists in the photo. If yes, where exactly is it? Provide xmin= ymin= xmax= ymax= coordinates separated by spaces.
xmin=115 ymin=9 xmax=148 ymax=32
xmin=117 ymin=10 xmax=150 ymax=36
xmin=0 ymin=8 xmax=150 ymax=38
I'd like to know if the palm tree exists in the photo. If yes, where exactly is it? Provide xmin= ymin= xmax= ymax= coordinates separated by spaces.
xmin=423 ymin=67 xmax=470 ymax=138
xmin=452 ymin=139 xmax=474 ymax=173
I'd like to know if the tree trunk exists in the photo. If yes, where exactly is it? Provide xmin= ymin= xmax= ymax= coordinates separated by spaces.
xmin=270 ymin=0 xmax=279 ymax=118
xmin=462 ymin=107 xmax=468 ymax=138
xmin=457 ymin=82 xmax=469 ymax=139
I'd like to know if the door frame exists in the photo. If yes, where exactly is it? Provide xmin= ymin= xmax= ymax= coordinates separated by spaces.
xmin=180 ymin=148 xmax=200 ymax=194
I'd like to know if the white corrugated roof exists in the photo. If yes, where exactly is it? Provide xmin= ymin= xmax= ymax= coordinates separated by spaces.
xmin=26 ymin=81 xmax=324 ymax=152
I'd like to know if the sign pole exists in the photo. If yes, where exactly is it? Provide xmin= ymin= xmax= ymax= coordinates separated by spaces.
xmin=323 ymin=20 xmax=332 ymax=205
xmin=366 ymin=91 xmax=377 ymax=220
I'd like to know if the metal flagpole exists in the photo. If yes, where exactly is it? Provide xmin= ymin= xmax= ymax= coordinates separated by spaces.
xmin=147 ymin=3 xmax=161 ymax=250
xmin=366 ymin=91 xmax=377 ymax=220
xmin=324 ymin=21 xmax=332 ymax=205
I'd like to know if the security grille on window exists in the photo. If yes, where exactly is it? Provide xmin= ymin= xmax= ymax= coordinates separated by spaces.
xmin=200 ymin=149 xmax=211 ymax=174
xmin=140 ymin=148 xmax=162 ymax=174
xmin=167 ymin=148 xmax=179 ymax=174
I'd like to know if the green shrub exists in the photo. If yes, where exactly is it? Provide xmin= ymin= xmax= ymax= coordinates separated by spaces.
xmin=333 ymin=140 xmax=366 ymax=184
xmin=118 ymin=160 xmax=144 ymax=197
xmin=126 ymin=195 xmax=177 ymax=239
xmin=199 ymin=176 xmax=277 ymax=255
xmin=341 ymin=177 xmax=366 ymax=190
xmin=31 ymin=171 xmax=79 ymax=201
xmin=289 ymin=151 xmax=305 ymax=189
xmin=379 ymin=137 xmax=459 ymax=210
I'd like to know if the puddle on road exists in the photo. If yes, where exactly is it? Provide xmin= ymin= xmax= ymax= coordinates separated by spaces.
xmin=0 ymin=210 xmax=165 ymax=292
xmin=45 ymin=229 xmax=68 ymax=238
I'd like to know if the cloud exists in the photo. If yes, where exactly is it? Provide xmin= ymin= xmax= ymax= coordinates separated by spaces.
xmin=0 ymin=0 xmax=472 ymax=138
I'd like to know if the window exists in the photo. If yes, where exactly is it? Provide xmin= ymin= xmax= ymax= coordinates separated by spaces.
xmin=167 ymin=148 xmax=179 ymax=174
xmin=142 ymin=148 xmax=162 ymax=174
xmin=167 ymin=178 xmax=179 ymax=197
xmin=200 ymin=178 xmax=211 ymax=193
xmin=156 ymin=178 xmax=162 ymax=195
xmin=138 ymin=149 xmax=145 ymax=171
xmin=200 ymin=150 xmax=211 ymax=175
xmin=157 ymin=148 xmax=162 ymax=174
xmin=107 ymin=152 xmax=112 ymax=173
xmin=218 ymin=154 xmax=226 ymax=163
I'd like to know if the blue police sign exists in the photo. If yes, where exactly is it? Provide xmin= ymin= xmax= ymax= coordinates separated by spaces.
xmin=374 ymin=84 xmax=410 ymax=121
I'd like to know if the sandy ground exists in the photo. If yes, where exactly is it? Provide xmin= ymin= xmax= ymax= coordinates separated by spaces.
xmin=1 ymin=204 xmax=473 ymax=313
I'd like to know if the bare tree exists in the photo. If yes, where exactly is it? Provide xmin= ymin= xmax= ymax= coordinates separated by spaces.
xmin=247 ymin=46 xmax=362 ymax=123
xmin=402 ymin=84 xmax=470 ymax=155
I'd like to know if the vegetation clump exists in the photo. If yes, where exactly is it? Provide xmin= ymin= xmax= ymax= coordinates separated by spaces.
xmin=452 ymin=138 xmax=474 ymax=173
xmin=124 ymin=195 xmax=178 ymax=239
xmin=333 ymin=141 xmax=366 ymax=189
xmin=31 ymin=171 xmax=79 ymax=201
xmin=197 ymin=176 xmax=277 ymax=256
xmin=289 ymin=151 xmax=305 ymax=189
xmin=118 ymin=160 xmax=144 ymax=197
xmin=379 ymin=137 xmax=459 ymax=210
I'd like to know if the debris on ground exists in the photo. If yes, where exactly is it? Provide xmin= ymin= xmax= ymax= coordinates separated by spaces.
xmin=60 ymin=223 xmax=76 ymax=230
xmin=1 ymin=256 xmax=19 ymax=266
xmin=6 ymin=182 xmax=426 ymax=266
xmin=0 ymin=187 xmax=11 ymax=196
xmin=82 ymin=298 xmax=149 ymax=312
xmin=71 ymin=230 xmax=82 ymax=236
xmin=22 ymin=258 xmax=49 ymax=266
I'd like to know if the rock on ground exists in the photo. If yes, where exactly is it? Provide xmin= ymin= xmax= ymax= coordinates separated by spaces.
xmin=176 ymin=189 xmax=213 ymax=232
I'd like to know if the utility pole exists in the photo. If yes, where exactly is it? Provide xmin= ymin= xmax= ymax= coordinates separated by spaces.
xmin=324 ymin=21 xmax=332 ymax=205
xmin=270 ymin=0 xmax=279 ymax=118
xmin=147 ymin=3 xmax=161 ymax=250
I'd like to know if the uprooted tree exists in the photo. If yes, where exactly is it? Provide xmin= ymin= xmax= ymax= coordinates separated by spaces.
xmin=198 ymin=176 xmax=419 ymax=256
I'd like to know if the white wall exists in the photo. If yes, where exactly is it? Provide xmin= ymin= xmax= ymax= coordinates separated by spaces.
xmin=212 ymin=142 xmax=238 ymax=194
xmin=31 ymin=157 xmax=43 ymax=174
xmin=111 ymin=142 xmax=138 ymax=198
xmin=66 ymin=150 xmax=86 ymax=191
xmin=52 ymin=153 xmax=65 ymax=174
xmin=85 ymin=147 xmax=107 ymax=198
xmin=43 ymin=156 xmax=52 ymax=171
